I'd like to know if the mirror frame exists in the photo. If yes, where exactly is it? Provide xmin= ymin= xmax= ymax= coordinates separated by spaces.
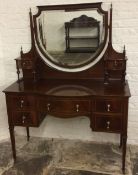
xmin=33 ymin=3 xmax=109 ymax=72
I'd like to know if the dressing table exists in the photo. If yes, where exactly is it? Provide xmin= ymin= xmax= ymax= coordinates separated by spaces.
xmin=3 ymin=3 xmax=131 ymax=174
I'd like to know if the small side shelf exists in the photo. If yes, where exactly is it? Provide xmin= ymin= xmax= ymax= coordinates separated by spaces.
xmin=68 ymin=36 xmax=99 ymax=40
xmin=104 ymin=47 xmax=127 ymax=84
xmin=65 ymin=15 xmax=100 ymax=53
xmin=67 ymin=47 xmax=98 ymax=53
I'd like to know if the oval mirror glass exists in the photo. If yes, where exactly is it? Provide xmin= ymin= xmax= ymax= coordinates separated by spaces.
xmin=34 ymin=4 xmax=109 ymax=72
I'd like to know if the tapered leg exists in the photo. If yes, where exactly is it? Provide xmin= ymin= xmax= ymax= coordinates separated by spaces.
xmin=89 ymin=117 xmax=93 ymax=130
xmin=122 ymin=136 xmax=127 ymax=174
xmin=9 ymin=125 xmax=16 ymax=162
xmin=119 ymin=134 xmax=123 ymax=148
xmin=26 ymin=127 xmax=30 ymax=141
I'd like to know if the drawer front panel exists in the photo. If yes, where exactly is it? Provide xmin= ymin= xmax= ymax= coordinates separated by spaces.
xmin=107 ymin=60 xmax=126 ymax=70
xmin=45 ymin=100 xmax=91 ymax=115
xmin=12 ymin=111 xmax=37 ymax=126
xmin=11 ymin=95 xmax=35 ymax=110
xmin=94 ymin=99 xmax=122 ymax=113
xmin=37 ymin=98 xmax=47 ymax=112
xmin=95 ymin=115 xmax=122 ymax=132
xmin=21 ymin=60 xmax=33 ymax=69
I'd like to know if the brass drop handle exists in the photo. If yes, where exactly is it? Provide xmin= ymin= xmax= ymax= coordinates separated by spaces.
xmin=47 ymin=103 xmax=51 ymax=111
xmin=76 ymin=104 xmax=79 ymax=112
xmin=22 ymin=115 xmax=26 ymax=124
xmin=20 ymin=100 xmax=24 ymax=108
xmin=107 ymin=104 xmax=111 ymax=112
xmin=114 ymin=60 xmax=118 ymax=67
xmin=106 ymin=121 xmax=110 ymax=129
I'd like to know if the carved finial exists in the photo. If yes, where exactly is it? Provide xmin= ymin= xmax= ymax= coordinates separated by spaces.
xmin=20 ymin=46 xmax=23 ymax=57
xmin=123 ymin=45 xmax=126 ymax=55
xmin=111 ymin=3 xmax=112 ymax=9
xmin=124 ymin=45 xmax=126 ymax=51
xmin=29 ymin=8 xmax=32 ymax=17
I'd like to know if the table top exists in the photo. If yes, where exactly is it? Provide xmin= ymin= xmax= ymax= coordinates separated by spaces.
xmin=3 ymin=79 xmax=131 ymax=98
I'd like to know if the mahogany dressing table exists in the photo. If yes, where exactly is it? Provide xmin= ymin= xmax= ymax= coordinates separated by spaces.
xmin=3 ymin=3 xmax=131 ymax=174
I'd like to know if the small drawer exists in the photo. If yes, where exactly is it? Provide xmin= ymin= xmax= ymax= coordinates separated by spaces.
xmin=11 ymin=95 xmax=35 ymax=110
xmin=94 ymin=99 xmax=122 ymax=113
xmin=95 ymin=115 xmax=122 ymax=132
xmin=12 ymin=111 xmax=37 ymax=126
xmin=107 ymin=60 xmax=126 ymax=70
xmin=45 ymin=100 xmax=91 ymax=116
xmin=21 ymin=60 xmax=33 ymax=69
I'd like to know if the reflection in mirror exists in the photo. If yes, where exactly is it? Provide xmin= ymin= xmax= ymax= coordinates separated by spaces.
xmin=36 ymin=9 xmax=105 ymax=68
xmin=46 ymin=85 xmax=94 ymax=96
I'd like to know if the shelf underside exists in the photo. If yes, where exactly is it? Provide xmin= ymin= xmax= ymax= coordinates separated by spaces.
xmin=67 ymin=36 xmax=99 ymax=40
xmin=66 ymin=47 xmax=98 ymax=53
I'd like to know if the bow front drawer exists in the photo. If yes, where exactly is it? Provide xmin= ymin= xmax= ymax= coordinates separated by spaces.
xmin=45 ymin=99 xmax=91 ymax=116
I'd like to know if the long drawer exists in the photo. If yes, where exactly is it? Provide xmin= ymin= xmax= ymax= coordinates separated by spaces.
xmin=45 ymin=99 xmax=91 ymax=116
